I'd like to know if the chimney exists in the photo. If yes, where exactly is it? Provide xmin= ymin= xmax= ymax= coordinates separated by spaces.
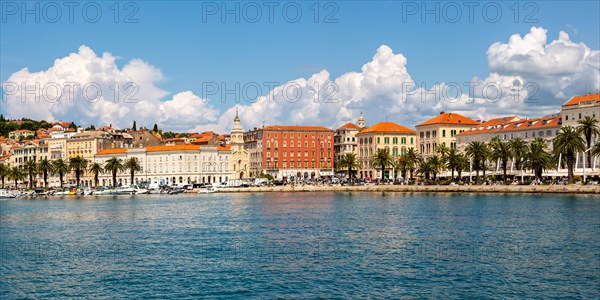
xmin=440 ymin=111 xmax=445 ymax=115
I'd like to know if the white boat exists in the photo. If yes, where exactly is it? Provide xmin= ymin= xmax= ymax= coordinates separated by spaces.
xmin=83 ymin=188 xmax=94 ymax=195
xmin=0 ymin=189 xmax=17 ymax=198
xmin=93 ymin=189 xmax=112 ymax=195
xmin=198 ymin=186 xmax=218 ymax=194
xmin=53 ymin=190 xmax=70 ymax=196
xmin=112 ymin=185 xmax=136 ymax=195
xmin=135 ymin=188 xmax=149 ymax=194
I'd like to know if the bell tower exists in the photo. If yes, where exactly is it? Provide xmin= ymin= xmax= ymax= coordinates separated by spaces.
xmin=231 ymin=107 xmax=244 ymax=145
xmin=358 ymin=112 xmax=365 ymax=128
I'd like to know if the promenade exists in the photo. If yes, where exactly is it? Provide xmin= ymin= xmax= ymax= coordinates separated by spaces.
xmin=216 ymin=184 xmax=600 ymax=195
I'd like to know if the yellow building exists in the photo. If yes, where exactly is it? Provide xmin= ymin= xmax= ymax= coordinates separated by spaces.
xmin=356 ymin=122 xmax=417 ymax=180
xmin=561 ymin=93 xmax=599 ymax=127
xmin=415 ymin=112 xmax=480 ymax=156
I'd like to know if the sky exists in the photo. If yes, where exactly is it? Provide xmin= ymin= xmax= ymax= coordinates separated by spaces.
xmin=1 ymin=0 xmax=599 ymax=133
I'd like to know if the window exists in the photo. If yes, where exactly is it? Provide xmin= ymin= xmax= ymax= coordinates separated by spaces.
xmin=442 ymin=130 xmax=446 ymax=138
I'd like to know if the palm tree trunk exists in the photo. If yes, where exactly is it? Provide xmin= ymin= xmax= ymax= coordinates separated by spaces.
xmin=586 ymin=137 xmax=591 ymax=168
xmin=95 ymin=174 xmax=99 ymax=187
xmin=130 ymin=171 xmax=134 ymax=186
xmin=113 ymin=171 xmax=117 ymax=188
xmin=76 ymin=170 xmax=81 ymax=188
xmin=29 ymin=173 xmax=33 ymax=188
xmin=1 ymin=177 xmax=4 ymax=189
xmin=475 ymin=170 xmax=480 ymax=184
xmin=59 ymin=173 xmax=64 ymax=188
xmin=44 ymin=172 xmax=48 ymax=187
xmin=381 ymin=166 xmax=385 ymax=182
xmin=502 ymin=161 xmax=507 ymax=184
xmin=568 ymin=154 xmax=574 ymax=184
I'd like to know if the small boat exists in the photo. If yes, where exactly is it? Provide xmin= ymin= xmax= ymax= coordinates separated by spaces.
xmin=93 ymin=189 xmax=112 ymax=195
xmin=135 ymin=188 xmax=149 ymax=195
xmin=53 ymin=190 xmax=70 ymax=196
xmin=0 ymin=189 xmax=17 ymax=198
xmin=198 ymin=186 xmax=218 ymax=194
xmin=168 ymin=188 xmax=185 ymax=195
xmin=83 ymin=188 xmax=94 ymax=195
xmin=112 ymin=185 xmax=136 ymax=195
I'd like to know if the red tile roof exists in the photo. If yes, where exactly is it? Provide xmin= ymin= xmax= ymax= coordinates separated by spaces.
xmin=217 ymin=144 xmax=231 ymax=151
xmin=358 ymin=122 xmax=416 ymax=134
xmin=416 ymin=112 xmax=480 ymax=127
xmin=96 ymin=148 xmax=128 ymax=155
xmin=147 ymin=145 xmax=200 ymax=152
xmin=563 ymin=93 xmax=600 ymax=106
xmin=457 ymin=116 xmax=559 ymax=136
xmin=337 ymin=122 xmax=362 ymax=130
xmin=263 ymin=125 xmax=332 ymax=132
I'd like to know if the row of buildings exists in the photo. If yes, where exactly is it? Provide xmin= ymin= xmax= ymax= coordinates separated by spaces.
xmin=1 ymin=93 xmax=598 ymax=187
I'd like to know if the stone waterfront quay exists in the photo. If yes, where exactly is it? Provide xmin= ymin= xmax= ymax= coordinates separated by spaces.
xmin=216 ymin=184 xmax=600 ymax=195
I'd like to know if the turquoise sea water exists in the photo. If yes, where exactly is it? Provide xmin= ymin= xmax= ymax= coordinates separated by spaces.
xmin=1 ymin=192 xmax=599 ymax=298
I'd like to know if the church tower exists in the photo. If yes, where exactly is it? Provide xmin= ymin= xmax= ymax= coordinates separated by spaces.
xmin=231 ymin=108 xmax=244 ymax=145
xmin=230 ymin=107 xmax=248 ymax=179
xmin=358 ymin=112 xmax=366 ymax=128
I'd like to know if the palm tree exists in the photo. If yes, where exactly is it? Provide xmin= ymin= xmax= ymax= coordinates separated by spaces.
xmin=372 ymin=148 xmax=392 ymax=182
xmin=104 ymin=157 xmax=125 ymax=188
xmin=428 ymin=155 xmax=444 ymax=181
xmin=88 ymin=162 xmax=104 ymax=187
xmin=124 ymin=157 xmax=142 ymax=186
xmin=490 ymin=137 xmax=512 ymax=184
xmin=395 ymin=154 xmax=409 ymax=179
xmin=554 ymin=126 xmax=585 ymax=184
xmin=455 ymin=153 xmax=469 ymax=181
xmin=51 ymin=158 xmax=70 ymax=188
xmin=405 ymin=148 xmax=419 ymax=180
xmin=465 ymin=141 xmax=489 ymax=184
xmin=0 ymin=164 xmax=9 ymax=189
xmin=38 ymin=158 xmax=52 ymax=188
xmin=525 ymin=137 xmax=553 ymax=181
xmin=446 ymin=148 xmax=460 ymax=180
xmin=417 ymin=157 xmax=434 ymax=180
xmin=69 ymin=156 xmax=88 ymax=188
xmin=24 ymin=159 xmax=38 ymax=188
xmin=337 ymin=153 xmax=360 ymax=182
xmin=509 ymin=138 xmax=528 ymax=171
xmin=8 ymin=166 xmax=25 ymax=189
xmin=592 ymin=141 xmax=600 ymax=158
xmin=577 ymin=116 xmax=600 ymax=168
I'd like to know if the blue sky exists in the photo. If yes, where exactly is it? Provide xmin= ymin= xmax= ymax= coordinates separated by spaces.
xmin=1 ymin=1 xmax=599 ymax=131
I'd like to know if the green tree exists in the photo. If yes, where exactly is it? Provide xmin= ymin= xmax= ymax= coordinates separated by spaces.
xmin=124 ymin=157 xmax=142 ymax=186
xmin=405 ymin=148 xmax=419 ymax=180
xmin=372 ymin=148 xmax=392 ymax=181
xmin=8 ymin=166 xmax=25 ymax=189
xmin=38 ymin=158 xmax=52 ymax=187
xmin=394 ymin=154 xmax=408 ymax=179
xmin=417 ymin=157 xmax=434 ymax=180
xmin=104 ymin=157 xmax=125 ymax=188
xmin=24 ymin=159 xmax=38 ymax=188
xmin=465 ymin=141 xmax=489 ymax=184
xmin=0 ymin=164 xmax=9 ymax=188
xmin=490 ymin=137 xmax=512 ymax=184
xmin=51 ymin=158 xmax=70 ymax=188
xmin=88 ymin=163 xmax=104 ymax=187
xmin=592 ymin=141 xmax=600 ymax=158
xmin=454 ymin=153 xmax=469 ymax=181
xmin=446 ymin=148 xmax=460 ymax=180
xmin=428 ymin=155 xmax=444 ymax=181
xmin=132 ymin=120 xmax=137 ymax=131
xmin=153 ymin=124 xmax=158 ymax=133
xmin=337 ymin=153 xmax=360 ymax=181
xmin=577 ymin=116 xmax=600 ymax=168
xmin=509 ymin=138 xmax=528 ymax=171
xmin=554 ymin=126 xmax=585 ymax=184
xmin=525 ymin=137 xmax=553 ymax=181
xmin=69 ymin=156 xmax=88 ymax=187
